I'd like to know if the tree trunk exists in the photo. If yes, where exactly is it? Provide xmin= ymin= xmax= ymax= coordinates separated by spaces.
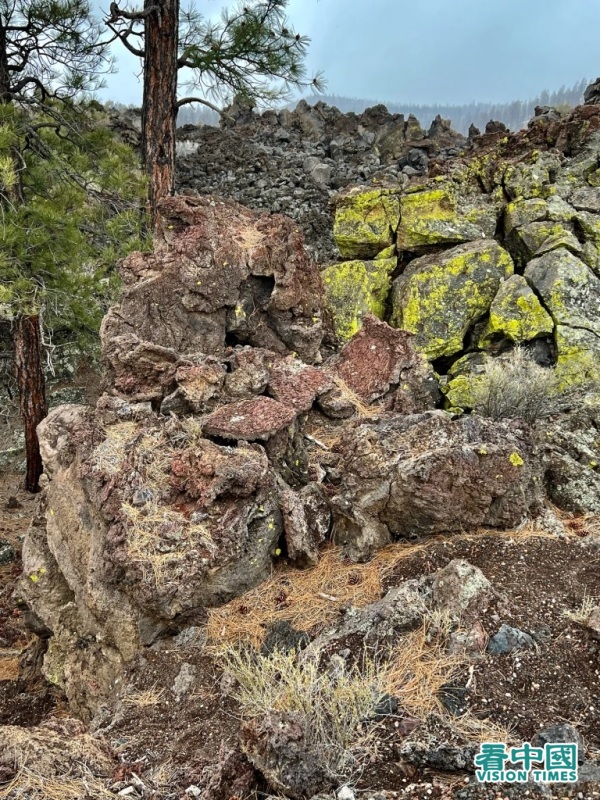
xmin=141 ymin=0 xmax=179 ymax=226
xmin=14 ymin=315 xmax=47 ymax=493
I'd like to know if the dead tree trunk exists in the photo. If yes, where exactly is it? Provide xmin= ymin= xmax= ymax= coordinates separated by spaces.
xmin=14 ymin=315 xmax=47 ymax=493
xmin=141 ymin=0 xmax=179 ymax=225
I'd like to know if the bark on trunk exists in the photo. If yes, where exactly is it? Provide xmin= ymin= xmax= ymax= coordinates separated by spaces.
xmin=14 ymin=315 xmax=47 ymax=493
xmin=141 ymin=0 xmax=179 ymax=226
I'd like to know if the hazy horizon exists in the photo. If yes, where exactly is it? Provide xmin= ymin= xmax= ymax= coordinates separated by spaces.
xmin=95 ymin=0 xmax=600 ymax=107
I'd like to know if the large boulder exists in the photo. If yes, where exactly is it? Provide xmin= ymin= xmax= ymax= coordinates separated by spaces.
xmin=322 ymin=256 xmax=396 ymax=341
xmin=525 ymin=248 xmax=600 ymax=382
xmin=331 ymin=411 xmax=542 ymax=561
xmin=101 ymin=194 xmax=324 ymax=399
xmin=326 ymin=315 xmax=440 ymax=412
xmin=332 ymin=187 xmax=401 ymax=259
xmin=390 ymin=240 xmax=514 ymax=359
xmin=477 ymin=274 xmax=554 ymax=347
xmin=396 ymin=185 xmax=497 ymax=252
xmin=22 ymin=405 xmax=283 ymax=718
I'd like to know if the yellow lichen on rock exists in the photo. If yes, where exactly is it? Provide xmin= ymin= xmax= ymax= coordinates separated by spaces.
xmin=478 ymin=274 xmax=554 ymax=347
xmin=322 ymin=257 xmax=396 ymax=341
xmin=333 ymin=187 xmax=401 ymax=259
xmin=391 ymin=240 xmax=514 ymax=359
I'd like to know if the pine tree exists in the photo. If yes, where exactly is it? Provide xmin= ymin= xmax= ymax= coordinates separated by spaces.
xmin=107 ymin=0 xmax=323 ymax=221
xmin=0 ymin=2 xmax=146 ymax=491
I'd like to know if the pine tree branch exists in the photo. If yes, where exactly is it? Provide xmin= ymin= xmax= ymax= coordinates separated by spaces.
xmin=176 ymin=96 xmax=232 ymax=120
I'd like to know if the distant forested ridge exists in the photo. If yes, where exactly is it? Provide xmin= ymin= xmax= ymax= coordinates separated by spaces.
xmin=300 ymin=78 xmax=589 ymax=135
xmin=110 ymin=78 xmax=589 ymax=135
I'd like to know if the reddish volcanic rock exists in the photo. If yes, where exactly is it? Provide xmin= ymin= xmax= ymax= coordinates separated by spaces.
xmin=203 ymin=397 xmax=298 ymax=441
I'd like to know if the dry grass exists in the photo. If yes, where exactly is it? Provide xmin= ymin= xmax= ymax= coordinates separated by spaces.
xmin=206 ymin=524 xmax=573 ymax=649
xmin=562 ymin=591 xmax=599 ymax=625
xmin=0 ymin=768 xmax=114 ymax=800
xmin=331 ymin=375 xmax=377 ymax=417
xmin=383 ymin=625 xmax=462 ymax=719
xmin=122 ymin=500 xmax=216 ymax=586
xmin=0 ymin=656 xmax=19 ymax=682
xmin=91 ymin=421 xmax=139 ymax=476
xmin=122 ymin=684 xmax=165 ymax=708
xmin=206 ymin=541 xmax=430 ymax=648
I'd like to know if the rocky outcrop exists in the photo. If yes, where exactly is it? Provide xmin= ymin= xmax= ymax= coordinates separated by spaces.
xmin=331 ymin=411 xmax=541 ymax=561
xmin=173 ymin=100 xmax=467 ymax=261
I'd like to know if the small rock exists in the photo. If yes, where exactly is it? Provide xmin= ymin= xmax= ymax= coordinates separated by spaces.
xmin=0 ymin=539 xmax=16 ymax=566
xmin=531 ymin=723 xmax=585 ymax=764
xmin=337 ymin=787 xmax=355 ymax=800
xmin=438 ymin=684 xmax=470 ymax=717
xmin=261 ymin=621 xmax=310 ymax=656
xmin=5 ymin=496 xmax=22 ymax=510
xmin=586 ymin=606 xmax=600 ymax=638
xmin=185 ymin=787 xmax=202 ymax=798
xmin=487 ymin=624 xmax=535 ymax=655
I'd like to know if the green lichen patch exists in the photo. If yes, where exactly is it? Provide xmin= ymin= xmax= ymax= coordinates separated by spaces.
xmin=322 ymin=257 xmax=396 ymax=341
xmin=525 ymin=247 xmax=600 ymax=336
xmin=390 ymin=240 xmax=514 ymax=360
xmin=441 ymin=352 xmax=488 ymax=411
xmin=396 ymin=185 xmax=495 ymax=251
xmin=504 ymin=198 xmax=548 ymax=234
xmin=478 ymin=275 xmax=554 ymax=347
xmin=333 ymin=187 xmax=401 ymax=259
xmin=554 ymin=325 xmax=600 ymax=389
xmin=507 ymin=221 xmax=583 ymax=267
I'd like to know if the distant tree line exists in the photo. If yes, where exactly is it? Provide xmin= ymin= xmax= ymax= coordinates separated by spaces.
xmin=301 ymin=78 xmax=589 ymax=135
xmin=162 ymin=77 xmax=589 ymax=135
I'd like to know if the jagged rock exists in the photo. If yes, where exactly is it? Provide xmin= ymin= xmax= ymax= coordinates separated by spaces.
xmin=504 ymin=197 xmax=550 ymax=233
xmin=22 ymin=405 xmax=283 ymax=718
xmin=223 ymin=347 xmax=276 ymax=400
xmin=503 ymin=154 xmax=559 ymax=201
xmin=280 ymin=483 xmax=331 ymax=567
xmin=526 ymin=248 xmax=600 ymax=335
xmin=531 ymin=723 xmax=585 ymax=764
xmin=507 ymin=220 xmax=583 ymax=266
xmin=586 ymin=606 xmax=600 ymax=638
xmin=441 ymin=352 xmax=488 ymax=412
xmin=396 ymin=185 xmax=496 ymax=251
xmin=333 ymin=187 xmax=401 ymax=259
xmin=539 ymin=399 xmax=600 ymax=514
xmin=161 ymin=359 xmax=226 ymax=414
xmin=322 ymin=257 xmax=396 ymax=341
xmin=328 ymin=315 xmax=440 ymax=411
xmin=268 ymin=357 xmax=331 ymax=412
xmin=203 ymin=397 xmax=298 ymax=441
xmin=101 ymin=194 xmax=324 ymax=395
xmin=241 ymin=710 xmax=332 ymax=799
xmin=487 ymin=624 xmax=535 ymax=655
xmin=525 ymin=248 xmax=600 ymax=381
xmin=261 ymin=621 xmax=310 ymax=655
xmin=331 ymin=412 xmax=541 ymax=560
xmin=477 ymin=274 xmax=554 ymax=347
xmin=429 ymin=559 xmax=494 ymax=623
xmin=584 ymin=77 xmax=600 ymax=105
xmin=390 ymin=240 xmax=514 ymax=359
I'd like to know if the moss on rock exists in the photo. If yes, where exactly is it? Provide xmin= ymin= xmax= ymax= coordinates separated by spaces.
xmin=478 ymin=274 xmax=554 ymax=347
xmin=333 ymin=187 xmax=400 ymax=259
xmin=323 ymin=257 xmax=396 ymax=341
xmin=390 ymin=240 xmax=514 ymax=360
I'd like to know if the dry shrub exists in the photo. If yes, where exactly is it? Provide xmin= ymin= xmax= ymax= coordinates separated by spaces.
xmin=471 ymin=347 xmax=594 ymax=424
xmin=0 ymin=657 xmax=19 ymax=682
xmin=0 ymin=768 xmax=114 ymax=800
xmin=222 ymin=644 xmax=386 ymax=782
xmin=562 ymin=591 xmax=599 ymax=624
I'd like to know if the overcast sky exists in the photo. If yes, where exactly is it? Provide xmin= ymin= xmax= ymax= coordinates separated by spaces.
xmin=97 ymin=0 xmax=600 ymax=106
